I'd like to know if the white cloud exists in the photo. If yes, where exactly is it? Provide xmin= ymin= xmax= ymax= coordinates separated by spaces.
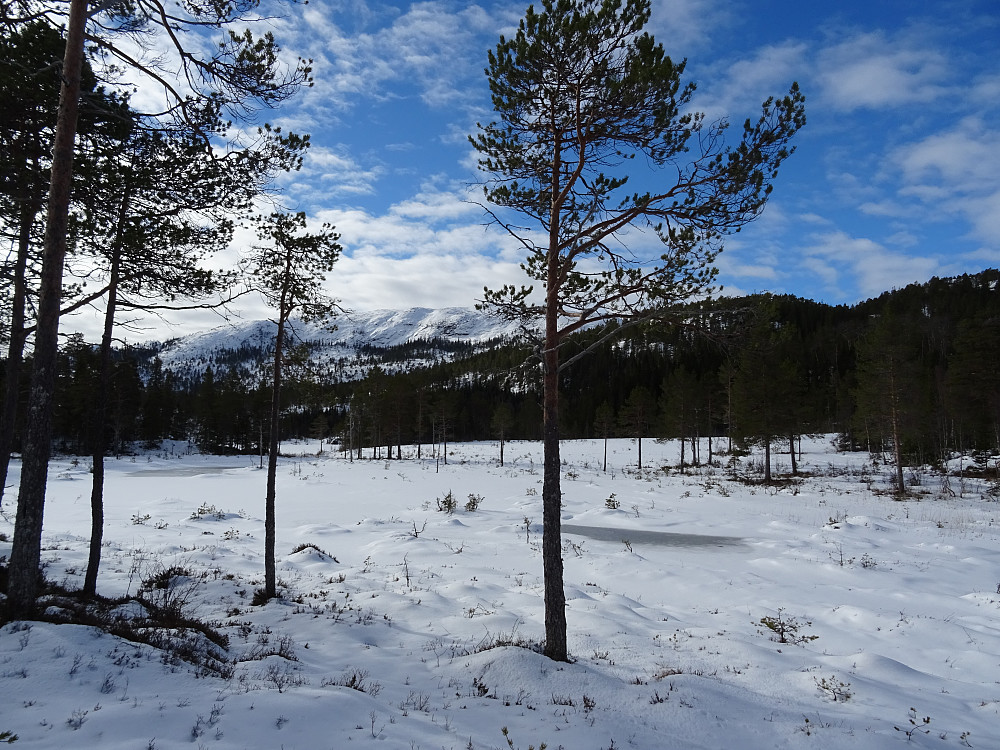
xmin=799 ymin=213 xmax=833 ymax=226
xmin=885 ymin=231 xmax=918 ymax=248
xmin=308 ymin=198 xmax=532 ymax=313
xmin=800 ymin=256 xmax=841 ymax=288
xmin=647 ymin=0 xmax=733 ymax=54
xmin=802 ymin=230 xmax=941 ymax=300
xmin=888 ymin=117 xmax=1000 ymax=245
xmin=717 ymin=258 xmax=779 ymax=282
xmin=699 ymin=42 xmax=809 ymax=118
xmin=962 ymin=246 xmax=1000 ymax=266
xmin=331 ymin=250 xmax=528 ymax=312
xmin=815 ymin=30 xmax=952 ymax=111
xmin=390 ymin=186 xmax=481 ymax=221
xmin=895 ymin=117 xmax=999 ymax=188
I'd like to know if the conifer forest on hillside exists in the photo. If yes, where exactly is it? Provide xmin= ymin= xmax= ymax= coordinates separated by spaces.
xmin=4 ymin=271 xmax=1000 ymax=485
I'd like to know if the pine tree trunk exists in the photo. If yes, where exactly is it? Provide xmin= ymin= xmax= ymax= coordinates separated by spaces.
xmin=541 ymin=323 xmax=567 ymax=662
xmin=0 ymin=198 xmax=34 ymax=507
xmin=788 ymin=433 xmax=798 ymax=476
xmin=84 ymin=249 xmax=122 ymax=597
xmin=888 ymin=364 xmax=906 ymax=495
xmin=891 ymin=402 xmax=905 ymax=495
xmin=84 ymin=184 xmax=132 ymax=597
xmin=8 ymin=0 xmax=88 ymax=615
xmin=541 ymin=170 xmax=568 ymax=660
xmin=265 ymin=317 xmax=285 ymax=599
xmin=764 ymin=438 xmax=772 ymax=483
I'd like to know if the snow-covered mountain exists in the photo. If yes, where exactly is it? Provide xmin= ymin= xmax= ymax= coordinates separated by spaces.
xmin=150 ymin=307 xmax=530 ymax=382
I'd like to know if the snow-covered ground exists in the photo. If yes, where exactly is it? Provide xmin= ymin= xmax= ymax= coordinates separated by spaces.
xmin=1 ymin=437 xmax=998 ymax=749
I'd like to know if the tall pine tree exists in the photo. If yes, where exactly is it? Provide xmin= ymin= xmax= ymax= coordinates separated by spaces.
xmin=470 ymin=0 xmax=804 ymax=659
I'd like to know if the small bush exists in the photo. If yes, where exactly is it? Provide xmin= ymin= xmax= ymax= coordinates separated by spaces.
xmin=189 ymin=503 xmax=226 ymax=520
xmin=501 ymin=727 xmax=546 ymax=750
xmin=605 ymin=493 xmax=620 ymax=510
xmin=436 ymin=491 xmax=457 ymax=514
xmin=66 ymin=709 xmax=87 ymax=730
xmin=758 ymin=608 xmax=818 ymax=646
xmin=322 ymin=668 xmax=382 ymax=697
xmin=814 ymin=675 xmax=852 ymax=702
xmin=894 ymin=708 xmax=931 ymax=740
xmin=138 ymin=565 xmax=203 ymax=619
xmin=465 ymin=493 xmax=484 ymax=512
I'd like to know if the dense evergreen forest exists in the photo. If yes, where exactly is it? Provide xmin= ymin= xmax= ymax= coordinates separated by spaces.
xmin=2 ymin=270 xmax=999 ymax=481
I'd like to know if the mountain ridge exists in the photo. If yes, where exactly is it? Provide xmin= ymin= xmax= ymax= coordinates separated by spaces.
xmin=151 ymin=306 xmax=528 ymax=381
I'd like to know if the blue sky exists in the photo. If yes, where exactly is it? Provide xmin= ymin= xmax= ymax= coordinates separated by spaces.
xmin=64 ymin=0 xmax=1000 ymax=337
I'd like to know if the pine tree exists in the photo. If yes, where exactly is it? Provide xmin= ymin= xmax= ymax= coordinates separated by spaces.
xmin=245 ymin=211 xmax=341 ymax=600
xmin=470 ymin=0 xmax=804 ymax=660
xmin=619 ymin=386 xmax=657 ymax=471
xmin=593 ymin=401 xmax=615 ymax=472
xmin=944 ymin=317 xmax=1000 ymax=453
xmin=491 ymin=403 xmax=515 ymax=466
xmin=852 ymin=313 xmax=928 ymax=494
xmin=4 ymin=0 xmax=313 ymax=615
xmin=0 ymin=21 xmax=115 ymax=506
xmin=661 ymin=367 xmax=702 ymax=473
xmin=730 ymin=303 xmax=803 ymax=482
xmin=75 ymin=101 xmax=304 ymax=597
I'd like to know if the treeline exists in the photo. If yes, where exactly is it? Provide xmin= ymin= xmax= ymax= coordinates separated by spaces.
xmin=2 ymin=271 xmax=999 ymax=478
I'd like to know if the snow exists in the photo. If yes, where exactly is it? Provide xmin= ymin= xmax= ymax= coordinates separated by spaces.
xmin=153 ymin=307 xmax=529 ymax=379
xmin=1 ymin=436 xmax=998 ymax=749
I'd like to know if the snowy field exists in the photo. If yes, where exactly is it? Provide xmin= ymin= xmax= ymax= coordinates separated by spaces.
xmin=1 ymin=437 xmax=998 ymax=749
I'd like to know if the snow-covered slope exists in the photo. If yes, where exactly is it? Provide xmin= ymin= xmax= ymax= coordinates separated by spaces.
xmin=305 ymin=306 xmax=526 ymax=348
xmin=151 ymin=307 xmax=529 ymax=381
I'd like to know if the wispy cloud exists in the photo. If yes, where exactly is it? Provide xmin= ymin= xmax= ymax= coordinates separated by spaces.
xmin=285 ymin=145 xmax=385 ymax=198
xmin=878 ymin=116 xmax=1000 ymax=244
xmin=290 ymin=1 xmax=505 ymax=115
xmin=815 ymin=29 xmax=952 ymax=111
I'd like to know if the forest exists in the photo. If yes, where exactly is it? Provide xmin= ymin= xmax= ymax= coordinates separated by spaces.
xmin=3 ymin=269 xmax=999 ymax=489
